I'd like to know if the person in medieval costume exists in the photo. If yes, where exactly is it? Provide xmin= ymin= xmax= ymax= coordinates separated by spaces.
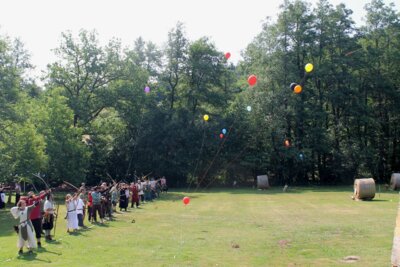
xmin=76 ymin=193 xmax=85 ymax=228
xmin=161 ymin=176 xmax=168 ymax=193
xmin=110 ymin=184 xmax=118 ymax=212
xmin=65 ymin=193 xmax=79 ymax=233
xmin=130 ymin=182 xmax=140 ymax=208
xmin=138 ymin=180 xmax=144 ymax=203
xmin=0 ymin=187 xmax=6 ymax=209
xmin=20 ymin=190 xmax=49 ymax=248
xmin=42 ymin=194 xmax=55 ymax=241
xmin=119 ymin=183 xmax=128 ymax=211
xmin=10 ymin=200 xmax=39 ymax=254
xmin=15 ymin=182 xmax=21 ymax=205
xmin=91 ymin=187 xmax=103 ymax=223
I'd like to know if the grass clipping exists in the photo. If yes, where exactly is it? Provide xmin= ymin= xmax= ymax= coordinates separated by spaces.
xmin=353 ymin=178 xmax=375 ymax=200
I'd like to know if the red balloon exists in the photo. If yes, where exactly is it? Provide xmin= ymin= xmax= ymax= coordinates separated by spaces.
xmin=183 ymin=196 xmax=190 ymax=205
xmin=225 ymin=52 xmax=231 ymax=59
xmin=219 ymin=133 xmax=224 ymax=139
xmin=248 ymin=75 xmax=257 ymax=86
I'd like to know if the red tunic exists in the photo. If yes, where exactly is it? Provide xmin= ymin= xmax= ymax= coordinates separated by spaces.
xmin=130 ymin=185 xmax=139 ymax=203
xmin=87 ymin=192 xmax=93 ymax=207
xmin=20 ymin=192 xmax=47 ymax=220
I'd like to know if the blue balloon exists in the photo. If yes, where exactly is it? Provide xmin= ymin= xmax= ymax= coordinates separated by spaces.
xmin=222 ymin=128 xmax=227 ymax=135
xmin=299 ymin=153 xmax=304 ymax=160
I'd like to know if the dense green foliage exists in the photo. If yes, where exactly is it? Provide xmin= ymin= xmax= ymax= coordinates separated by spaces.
xmin=0 ymin=0 xmax=399 ymax=187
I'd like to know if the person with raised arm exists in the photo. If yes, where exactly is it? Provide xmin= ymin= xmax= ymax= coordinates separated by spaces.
xmin=65 ymin=192 xmax=79 ymax=233
xmin=20 ymin=189 xmax=49 ymax=248
xmin=10 ymin=200 xmax=40 ymax=254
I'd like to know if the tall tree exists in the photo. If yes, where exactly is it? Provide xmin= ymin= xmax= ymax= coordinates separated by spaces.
xmin=47 ymin=30 xmax=125 ymax=127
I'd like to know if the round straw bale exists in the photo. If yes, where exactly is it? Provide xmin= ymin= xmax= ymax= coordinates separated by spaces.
xmin=353 ymin=178 xmax=375 ymax=200
xmin=257 ymin=175 xmax=269 ymax=189
xmin=391 ymin=173 xmax=400 ymax=190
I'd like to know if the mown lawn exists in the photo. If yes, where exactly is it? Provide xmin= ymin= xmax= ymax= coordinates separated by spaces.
xmin=0 ymin=187 xmax=398 ymax=266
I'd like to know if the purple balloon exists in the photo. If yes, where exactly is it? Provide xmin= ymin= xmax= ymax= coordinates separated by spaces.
xmin=144 ymin=86 xmax=150 ymax=94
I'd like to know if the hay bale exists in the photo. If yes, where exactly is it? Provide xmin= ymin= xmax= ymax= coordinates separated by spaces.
xmin=353 ymin=178 xmax=375 ymax=200
xmin=257 ymin=175 xmax=269 ymax=189
xmin=391 ymin=173 xmax=400 ymax=190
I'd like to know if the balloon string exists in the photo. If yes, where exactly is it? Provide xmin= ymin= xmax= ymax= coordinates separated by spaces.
xmin=187 ymin=127 xmax=206 ymax=192
xmin=125 ymin=107 xmax=145 ymax=177
xmin=203 ymin=145 xmax=249 ymax=190
xmin=195 ymin=116 xmax=238 ymax=191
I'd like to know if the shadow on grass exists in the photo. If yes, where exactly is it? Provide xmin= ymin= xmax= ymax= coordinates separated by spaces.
xmin=16 ymin=251 xmax=51 ymax=263
xmin=67 ymin=230 xmax=88 ymax=236
xmin=93 ymin=222 xmax=110 ymax=228
xmin=38 ymin=247 xmax=62 ymax=256
xmin=45 ymin=239 xmax=62 ymax=245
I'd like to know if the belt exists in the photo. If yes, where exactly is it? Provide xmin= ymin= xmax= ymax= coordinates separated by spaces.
xmin=19 ymin=219 xmax=28 ymax=225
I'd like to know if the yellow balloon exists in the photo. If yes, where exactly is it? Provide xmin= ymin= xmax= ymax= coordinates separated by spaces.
xmin=203 ymin=114 xmax=209 ymax=121
xmin=305 ymin=63 xmax=314 ymax=73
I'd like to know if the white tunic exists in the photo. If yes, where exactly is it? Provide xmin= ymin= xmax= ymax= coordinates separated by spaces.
xmin=44 ymin=200 xmax=54 ymax=214
xmin=66 ymin=200 xmax=78 ymax=230
xmin=10 ymin=205 xmax=37 ymax=249
xmin=137 ymin=183 xmax=144 ymax=195
xmin=150 ymin=180 xmax=156 ymax=189
xmin=76 ymin=199 xmax=85 ymax=215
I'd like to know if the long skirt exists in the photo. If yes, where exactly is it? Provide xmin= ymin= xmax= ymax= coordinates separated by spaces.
xmin=18 ymin=222 xmax=37 ymax=249
xmin=67 ymin=211 xmax=78 ymax=230
xmin=119 ymin=196 xmax=128 ymax=209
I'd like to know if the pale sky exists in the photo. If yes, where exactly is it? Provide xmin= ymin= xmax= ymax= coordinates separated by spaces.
xmin=0 ymin=0 xmax=398 ymax=80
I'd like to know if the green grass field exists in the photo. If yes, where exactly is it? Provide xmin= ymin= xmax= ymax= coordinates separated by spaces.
xmin=0 ymin=187 xmax=398 ymax=266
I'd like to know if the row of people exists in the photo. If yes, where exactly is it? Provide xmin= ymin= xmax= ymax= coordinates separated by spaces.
xmin=9 ymin=177 xmax=168 ymax=255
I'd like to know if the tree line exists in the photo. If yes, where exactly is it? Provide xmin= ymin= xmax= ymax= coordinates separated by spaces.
xmin=0 ymin=0 xmax=399 ymax=188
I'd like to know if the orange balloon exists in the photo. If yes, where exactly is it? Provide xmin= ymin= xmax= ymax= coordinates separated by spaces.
xmin=284 ymin=139 xmax=290 ymax=147
xmin=248 ymin=75 xmax=257 ymax=86
xmin=183 ymin=196 xmax=190 ymax=205
xmin=294 ymin=85 xmax=302 ymax=94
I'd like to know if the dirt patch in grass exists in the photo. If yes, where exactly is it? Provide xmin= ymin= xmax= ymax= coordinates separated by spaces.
xmin=341 ymin=255 xmax=360 ymax=263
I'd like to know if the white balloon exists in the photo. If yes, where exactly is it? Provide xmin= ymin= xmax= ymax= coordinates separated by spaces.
xmin=246 ymin=106 xmax=252 ymax=112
